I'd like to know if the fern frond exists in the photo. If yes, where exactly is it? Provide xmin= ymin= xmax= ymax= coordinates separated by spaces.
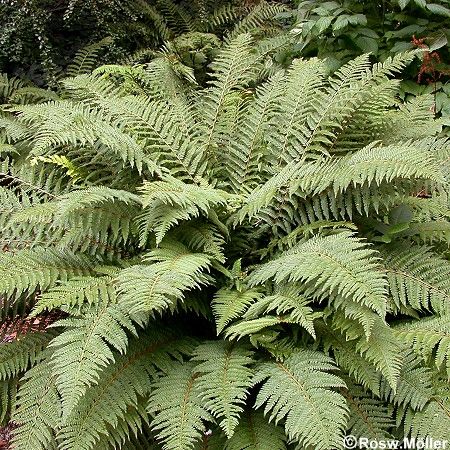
xmin=394 ymin=315 xmax=450 ymax=378
xmin=404 ymin=396 xmax=450 ymax=442
xmin=49 ymin=302 xmax=136 ymax=419
xmin=153 ymin=0 xmax=192 ymax=34
xmin=206 ymin=4 xmax=242 ymax=30
xmin=117 ymin=243 xmax=212 ymax=315
xmin=380 ymin=351 xmax=433 ymax=411
xmin=382 ymin=246 xmax=450 ymax=314
xmin=225 ymin=285 xmax=320 ymax=340
xmin=58 ymin=330 xmax=195 ymax=450
xmin=96 ymin=95 xmax=202 ymax=180
xmin=12 ymin=357 xmax=61 ymax=450
xmin=168 ymin=220 xmax=226 ymax=263
xmin=61 ymin=73 xmax=125 ymax=103
xmin=12 ymin=186 xmax=141 ymax=252
xmin=0 ymin=378 xmax=18 ymax=424
xmin=137 ymin=177 xmax=229 ymax=245
xmin=290 ymin=140 xmax=444 ymax=196
xmin=344 ymin=382 xmax=394 ymax=439
xmin=0 ymin=330 xmax=55 ymax=380
xmin=249 ymin=232 xmax=388 ymax=316
xmin=253 ymin=349 xmax=348 ymax=450
xmin=199 ymin=34 xmax=256 ymax=162
xmin=225 ymin=71 xmax=285 ymax=193
xmin=355 ymin=318 xmax=403 ymax=390
xmin=300 ymin=52 xmax=416 ymax=155
xmin=13 ymin=101 xmax=148 ymax=172
xmin=33 ymin=271 xmax=117 ymax=315
xmin=148 ymin=361 xmax=213 ymax=450
xmin=0 ymin=248 xmax=94 ymax=299
xmin=212 ymin=288 xmax=262 ymax=334
xmin=192 ymin=341 xmax=254 ymax=437
xmin=135 ymin=0 xmax=172 ymax=41
xmin=224 ymin=410 xmax=287 ymax=450
xmin=95 ymin=398 xmax=151 ymax=450
xmin=9 ymin=87 xmax=60 ymax=104
xmin=228 ymin=2 xmax=286 ymax=39
xmin=320 ymin=322 xmax=382 ymax=395
xmin=269 ymin=58 xmax=327 ymax=164
xmin=66 ymin=37 xmax=114 ymax=78
xmin=0 ymin=73 xmax=27 ymax=101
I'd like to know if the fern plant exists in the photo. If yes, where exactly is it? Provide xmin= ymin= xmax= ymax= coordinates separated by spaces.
xmin=0 ymin=30 xmax=449 ymax=450
xmin=1 ymin=0 xmax=287 ymax=86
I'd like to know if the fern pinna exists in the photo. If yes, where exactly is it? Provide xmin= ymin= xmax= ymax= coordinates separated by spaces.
xmin=0 ymin=32 xmax=449 ymax=450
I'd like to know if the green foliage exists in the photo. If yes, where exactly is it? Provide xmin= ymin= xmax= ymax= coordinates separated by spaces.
xmin=148 ymin=361 xmax=213 ymax=450
xmin=0 ymin=27 xmax=449 ymax=450
xmin=249 ymin=232 xmax=388 ymax=316
xmin=0 ymin=330 xmax=55 ymax=380
xmin=49 ymin=302 xmax=136 ymax=420
xmin=344 ymin=381 xmax=394 ymax=439
xmin=0 ymin=0 xmax=286 ymax=86
xmin=254 ymin=350 xmax=348 ymax=449
xmin=12 ymin=357 xmax=61 ymax=450
xmin=117 ymin=243 xmax=212 ymax=315
xmin=0 ymin=248 xmax=94 ymax=299
xmin=286 ymin=0 xmax=450 ymax=124
xmin=223 ymin=410 xmax=287 ymax=450
xmin=192 ymin=341 xmax=254 ymax=437
xmin=394 ymin=314 xmax=450 ymax=376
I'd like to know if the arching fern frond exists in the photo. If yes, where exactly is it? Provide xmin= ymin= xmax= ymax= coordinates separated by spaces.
xmin=0 ymin=330 xmax=55 ymax=380
xmin=382 ymin=246 xmax=450 ymax=314
xmin=394 ymin=315 xmax=450 ymax=378
xmin=227 ymin=2 xmax=287 ymax=40
xmin=192 ymin=341 xmax=254 ymax=438
xmin=0 ymin=248 xmax=94 ymax=299
xmin=57 ymin=330 xmax=195 ymax=450
xmin=13 ymin=101 xmax=148 ymax=172
xmin=223 ymin=410 xmax=287 ymax=450
xmin=404 ymin=394 xmax=450 ymax=443
xmin=253 ymin=349 xmax=348 ymax=450
xmin=344 ymin=382 xmax=394 ymax=439
xmin=380 ymin=351 xmax=434 ymax=411
xmin=224 ymin=71 xmax=285 ymax=194
xmin=66 ymin=37 xmax=114 ymax=78
xmin=117 ymin=242 xmax=212 ymax=315
xmin=249 ymin=232 xmax=388 ymax=317
xmin=148 ymin=361 xmax=213 ymax=450
xmin=225 ymin=285 xmax=320 ymax=340
xmin=33 ymin=271 xmax=117 ymax=315
xmin=49 ymin=302 xmax=137 ymax=420
xmin=212 ymin=288 xmax=262 ymax=335
xmin=290 ymin=140 xmax=444 ymax=196
xmin=137 ymin=177 xmax=229 ymax=245
xmin=199 ymin=33 xmax=257 ymax=163
xmin=12 ymin=357 xmax=61 ymax=450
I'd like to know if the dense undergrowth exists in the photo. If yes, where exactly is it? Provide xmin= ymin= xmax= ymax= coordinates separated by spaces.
xmin=0 ymin=1 xmax=449 ymax=449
